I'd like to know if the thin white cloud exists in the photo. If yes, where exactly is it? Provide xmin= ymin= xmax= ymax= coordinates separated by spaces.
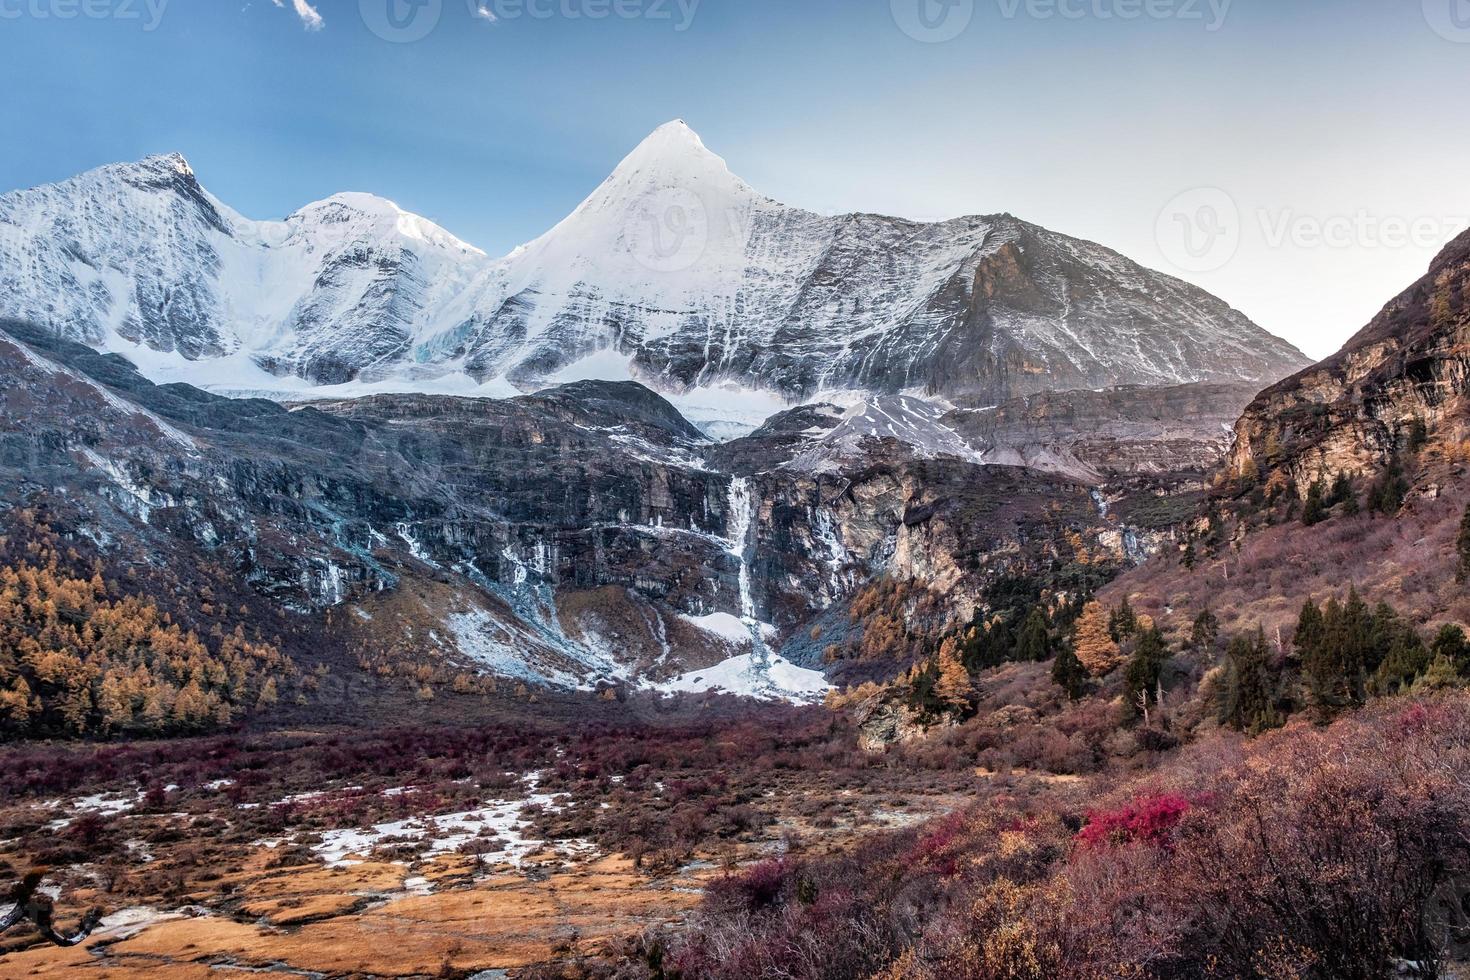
xmin=473 ymin=4 xmax=497 ymax=22
xmin=272 ymin=0 xmax=324 ymax=31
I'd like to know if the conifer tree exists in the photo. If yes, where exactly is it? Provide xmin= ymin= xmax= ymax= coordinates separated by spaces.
xmin=1432 ymin=624 xmax=1468 ymax=671
xmin=1458 ymin=503 xmax=1470 ymax=582
xmin=1015 ymin=608 xmax=1052 ymax=663
xmin=1124 ymin=627 xmax=1168 ymax=716
xmin=1302 ymin=479 xmax=1327 ymax=526
xmin=1295 ymin=598 xmax=1324 ymax=658
xmin=1190 ymin=609 xmax=1220 ymax=651
xmin=933 ymin=637 xmax=971 ymax=713
xmin=1412 ymin=655 xmax=1465 ymax=692
xmin=1074 ymin=601 xmax=1123 ymax=677
xmin=962 ymin=617 xmax=1015 ymax=673
xmin=1222 ymin=630 xmax=1279 ymax=733
xmin=1108 ymin=597 xmax=1138 ymax=642
xmin=1370 ymin=631 xmax=1431 ymax=695
xmin=1370 ymin=457 xmax=1409 ymax=515
xmin=1051 ymin=642 xmax=1087 ymax=701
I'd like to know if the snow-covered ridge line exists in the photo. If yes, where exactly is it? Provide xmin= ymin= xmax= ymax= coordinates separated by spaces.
xmin=0 ymin=121 xmax=1309 ymax=415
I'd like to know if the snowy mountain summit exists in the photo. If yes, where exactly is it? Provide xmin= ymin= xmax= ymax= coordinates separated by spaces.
xmin=0 ymin=121 xmax=1309 ymax=406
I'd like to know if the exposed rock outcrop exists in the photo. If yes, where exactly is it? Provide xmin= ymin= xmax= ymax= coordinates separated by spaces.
xmin=1229 ymin=228 xmax=1470 ymax=494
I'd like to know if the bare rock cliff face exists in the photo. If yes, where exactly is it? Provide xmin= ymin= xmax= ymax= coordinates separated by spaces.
xmin=1230 ymin=229 xmax=1470 ymax=491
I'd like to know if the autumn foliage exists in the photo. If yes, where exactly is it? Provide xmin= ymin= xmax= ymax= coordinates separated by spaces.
xmin=1072 ymin=600 xmax=1122 ymax=676
xmin=656 ymin=695 xmax=1470 ymax=980
xmin=1074 ymin=792 xmax=1192 ymax=850
xmin=0 ymin=548 xmax=294 ymax=738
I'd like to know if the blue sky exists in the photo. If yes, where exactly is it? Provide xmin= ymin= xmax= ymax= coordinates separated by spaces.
xmin=2 ymin=0 xmax=1469 ymax=357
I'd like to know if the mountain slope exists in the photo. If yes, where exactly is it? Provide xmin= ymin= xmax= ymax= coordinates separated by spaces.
xmin=1109 ymin=228 xmax=1470 ymax=647
xmin=0 ymin=123 xmax=1309 ymax=404
xmin=0 ymin=315 xmax=1205 ymax=701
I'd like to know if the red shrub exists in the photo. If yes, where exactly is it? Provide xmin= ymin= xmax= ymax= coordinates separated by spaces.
xmin=1076 ymin=792 xmax=1192 ymax=850
xmin=706 ymin=857 xmax=792 ymax=913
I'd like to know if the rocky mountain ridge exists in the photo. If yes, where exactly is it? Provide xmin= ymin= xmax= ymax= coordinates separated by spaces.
xmin=0 ymin=123 xmax=1309 ymax=413
xmin=1230 ymin=227 xmax=1470 ymax=493
xmin=0 ymin=318 xmax=1199 ymax=701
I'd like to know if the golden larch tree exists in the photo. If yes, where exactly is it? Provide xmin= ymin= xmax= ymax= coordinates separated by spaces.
xmin=1075 ymin=601 xmax=1123 ymax=676
xmin=934 ymin=636 xmax=972 ymax=710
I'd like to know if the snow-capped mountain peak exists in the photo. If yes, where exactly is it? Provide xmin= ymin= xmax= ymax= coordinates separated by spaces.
xmin=597 ymin=119 xmax=757 ymax=197
xmin=284 ymin=192 xmax=487 ymax=258
xmin=0 ymin=123 xmax=1311 ymax=405
xmin=139 ymin=151 xmax=194 ymax=176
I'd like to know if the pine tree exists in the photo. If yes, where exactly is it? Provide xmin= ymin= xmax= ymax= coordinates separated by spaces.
xmin=1221 ymin=630 xmax=1279 ymax=734
xmin=1189 ymin=609 xmax=1220 ymax=651
xmin=1015 ymin=608 xmax=1052 ymax=663
xmin=1124 ymin=627 xmax=1168 ymax=716
xmin=1303 ymin=590 xmax=1371 ymax=718
xmin=1302 ymin=479 xmax=1327 ymax=526
xmin=1370 ymin=631 xmax=1431 ymax=695
xmin=1406 ymin=417 xmax=1429 ymax=453
xmin=1432 ymin=624 xmax=1469 ymax=670
xmin=1108 ymin=597 xmax=1138 ymax=643
xmin=1370 ymin=457 xmax=1409 ymax=515
xmin=1074 ymin=601 xmax=1122 ymax=677
xmin=962 ymin=617 xmax=1014 ymax=673
xmin=1295 ymin=599 xmax=1324 ymax=660
xmin=1051 ymin=643 xmax=1087 ymax=701
xmin=1412 ymin=655 xmax=1465 ymax=693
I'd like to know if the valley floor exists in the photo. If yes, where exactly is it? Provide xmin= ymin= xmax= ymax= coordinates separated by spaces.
xmin=0 ymin=714 xmax=981 ymax=978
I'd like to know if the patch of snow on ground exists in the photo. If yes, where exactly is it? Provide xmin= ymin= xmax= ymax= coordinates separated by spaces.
xmin=445 ymin=607 xmax=583 ymax=689
xmin=94 ymin=906 xmax=188 ymax=941
xmin=291 ymin=775 xmax=588 ymax=870
xmin=659 ymin=651 xmax=830 ymax=704
xmin=678 ymin=612 xmax=755 ymax=646
xmin=44 ymin=791 xmax=140 ymax=829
